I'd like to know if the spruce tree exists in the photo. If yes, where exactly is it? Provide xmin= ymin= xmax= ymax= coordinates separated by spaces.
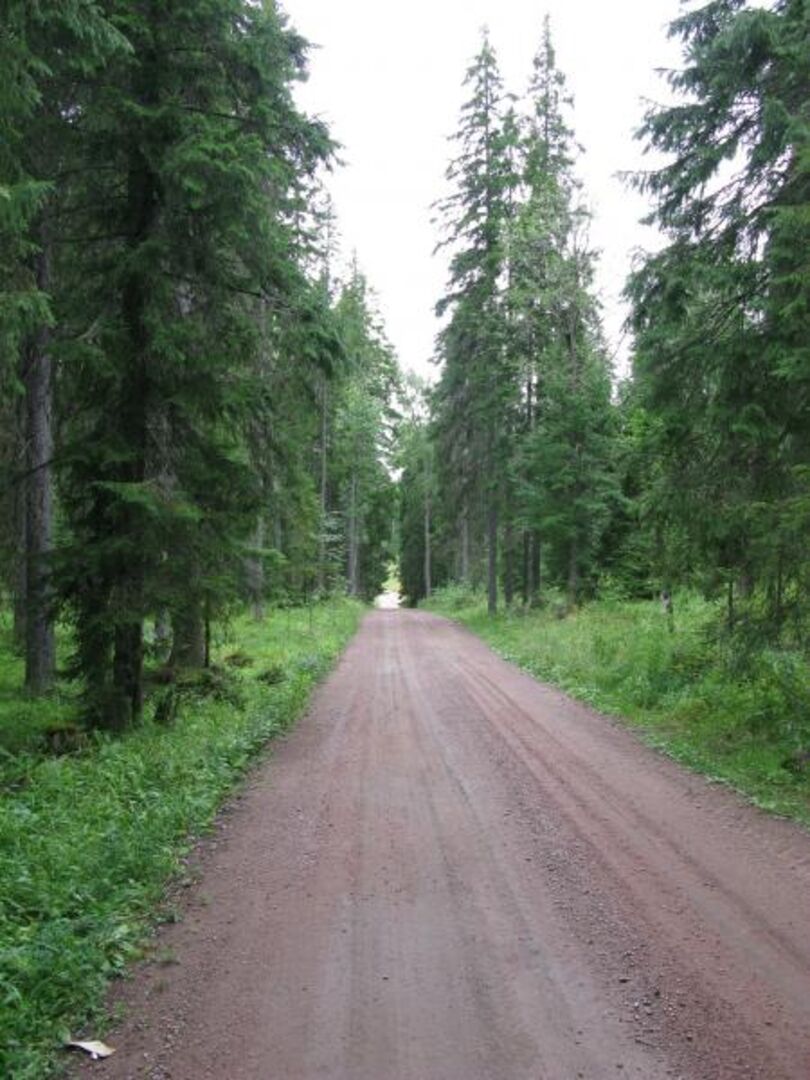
xmin=627 ymin=0 xmax=810 ymax=634
xmin=0 ymin=1 xmax=126 ymax=691
xmin=433 ymin=31 xmax=517 ymax=613
xmin=331 ymin=265 xmax=399 ymax=599
xmin=507 ymin=21 xmax=616 ymax=606
xmin=398 ymin=375 xmax=440 ymax=604
xmin=54 ymin=0 xmax=333 ymax=726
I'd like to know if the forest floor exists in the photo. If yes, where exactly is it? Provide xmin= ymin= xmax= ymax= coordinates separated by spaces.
xmin=74 ymin=609 xmax=810 ymax=1080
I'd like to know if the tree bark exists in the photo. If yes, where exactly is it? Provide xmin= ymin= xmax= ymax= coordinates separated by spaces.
xmin=247 ymin=515 xmax=265 ymax=620
xmin=503 ymin=520 xmax=515 ymax=607
xmin=106 ymin=128 xmax=156 ymax=724
xmin=530 ymin=531 xmax=542 ymax=607
xmin=171 ymin=595 xmax=206 ymax=669
xmin=112 ymin=619 xmax=143 ymax=729
xmin=423 ymin=487 xmax=432 ymax=600
xmin=459 ymin=506 xmax=470 ymax=585
xmin=12 ymin=406 xmax=26 ymax=654
xmin=347 ymin=472 xmax=359 ymax=597
xmin=154 ymin=609 xmax=171 ymax=663
xmin=21 ymin=238 xmax=56 ymax=693
xmin=567 ymin=536 xmax=579 ymax=610
xmin=522 ymin=530 xmax=533 ymax=606
xmin=487 ymin=502 xmax=498 ymax=615
xmin=317 ymin=377 xmax=329 ymax=592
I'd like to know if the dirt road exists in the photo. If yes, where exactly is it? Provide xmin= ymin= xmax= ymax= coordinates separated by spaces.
xmin=91 ymin=610 xmax=810 ymax=1079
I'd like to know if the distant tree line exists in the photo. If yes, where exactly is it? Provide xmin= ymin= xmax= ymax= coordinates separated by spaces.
xmin=402 ymin=1 xmax=810 ymax=649
xmin=0 ymin=0 xmax=398 ymax=727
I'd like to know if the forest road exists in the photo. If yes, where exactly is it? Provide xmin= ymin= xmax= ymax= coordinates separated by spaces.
xmin=85 ymin=610 xmax=810 ymax=1080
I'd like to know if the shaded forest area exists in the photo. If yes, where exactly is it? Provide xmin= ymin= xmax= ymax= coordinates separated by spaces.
xmin=1 ymin=0 xmax=399 ymax=733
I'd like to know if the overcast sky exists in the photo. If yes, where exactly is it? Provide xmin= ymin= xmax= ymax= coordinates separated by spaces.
xmin=284 ymin=0 xmax=685 ymax=379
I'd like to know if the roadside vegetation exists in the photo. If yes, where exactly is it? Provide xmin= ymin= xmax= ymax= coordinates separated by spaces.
xmin=426 ymin=586 xmax=810 ymax=826
xmin=0 ymin=600 xmax=363 ymax=1080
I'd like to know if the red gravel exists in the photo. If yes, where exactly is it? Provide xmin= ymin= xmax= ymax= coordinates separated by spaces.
xmin=81 ymin=610 xmax=810 ymax=1079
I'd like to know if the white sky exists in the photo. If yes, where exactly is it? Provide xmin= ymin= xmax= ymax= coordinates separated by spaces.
xmin=284 ymin=0 xmax=685 ymax=379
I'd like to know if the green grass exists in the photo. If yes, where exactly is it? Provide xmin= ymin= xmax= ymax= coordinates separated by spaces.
xmin=0 ymin=617 xmax=76 ymax=765
xmin=0 ymin=599 xmax=364 ymax=1079
xmin=425 ymin=586 xmax=810 ymax=826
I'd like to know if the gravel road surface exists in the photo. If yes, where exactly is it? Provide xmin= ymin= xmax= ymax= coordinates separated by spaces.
xmin=87 ymin=609 xmax=810 ymax=1079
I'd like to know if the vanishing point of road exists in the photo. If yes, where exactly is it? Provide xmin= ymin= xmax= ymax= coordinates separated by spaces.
xmin=88 ymin=609 xmax=810 ymax=1079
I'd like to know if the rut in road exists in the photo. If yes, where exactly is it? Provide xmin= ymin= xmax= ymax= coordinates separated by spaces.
xmin=87 ymin=610 xmax=810 ymax=1080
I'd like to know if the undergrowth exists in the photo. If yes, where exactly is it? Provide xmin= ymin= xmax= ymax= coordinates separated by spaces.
xmin=425 ymin=586 xmax=810 ymax=825
xmin=0 ymin=599 xmax=363 ymax=1079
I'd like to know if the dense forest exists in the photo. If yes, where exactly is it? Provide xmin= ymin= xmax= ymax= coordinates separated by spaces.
xmin=401 ymin=1 xmax=810 ymax=656
xmin=1 ymin=0 xmax=399 ymax=730
xmin=3 ymin=0 xmax=810 ymax=718
xmin=2 ymin=0 xmax=809 ymax=711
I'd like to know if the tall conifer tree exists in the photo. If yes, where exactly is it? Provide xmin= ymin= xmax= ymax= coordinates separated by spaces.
xmin=434 ymin=31 xmax=516 ymax=613
xmin=0 ymin=2 xmax=126 ymax=691
xmin=627 ymin=0 xmax=810 ymax=633
xmin=54 ymin=0 xmax=333 ymax=726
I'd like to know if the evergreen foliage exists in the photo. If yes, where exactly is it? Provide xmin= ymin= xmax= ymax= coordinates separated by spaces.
xmin=627 ymin=0 xmax=810 ymax=639
xmin=330 ymin=265 xmax=400 ymax=599
xmin=0 ymin=1 xmax=401 ymax=727
xmin=426 ymin=23 xmax=616 ymax=612
xmin=432 ymin=32 xmax=517 ymax=613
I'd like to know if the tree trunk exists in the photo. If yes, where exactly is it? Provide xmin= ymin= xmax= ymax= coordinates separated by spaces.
xmin=22 ymin=239 xmax=56 ymax=693
xmin=112 ymin=618 xmax=143 ymax=729
xmin=487 ymin=502 xmax=498 ymax=616
xmin=531 ymin=531 xmax=542 ymax=606
xmin=524 ymin=530 xmax=542 ymax=607
xmin=247 ymin=515 xmax=265 ymax=620
xmin=567 ymin=536 xmax=579 ymax=610
xmin=12 ymin=411 xmax=26 ymax=654
xmin=154 ymin=609 xmax=171 ymax=663
xmin=423 ymin=487 xmax=432 ymax=600
xmin=527 ymin=531 xmax=533 ymax=609
xmin=106 ymin=133 xmax=156 ymax=724
xmin=774 ymin=550 xmax=784 ymax=629
xmin=171 ymin=595 xmax=206 ymax=669
xmin=317 ymin=378 xmax=329 ymax=592
xmin=738 ymin=566 xmax=754 ymax=598
xmin=347 ymin=472 xmax=359 ymax=597
xmin=503 ymin=519 xmax=515 ymax=607
xmin=459 ymin=506 xmax=470 ymax=585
